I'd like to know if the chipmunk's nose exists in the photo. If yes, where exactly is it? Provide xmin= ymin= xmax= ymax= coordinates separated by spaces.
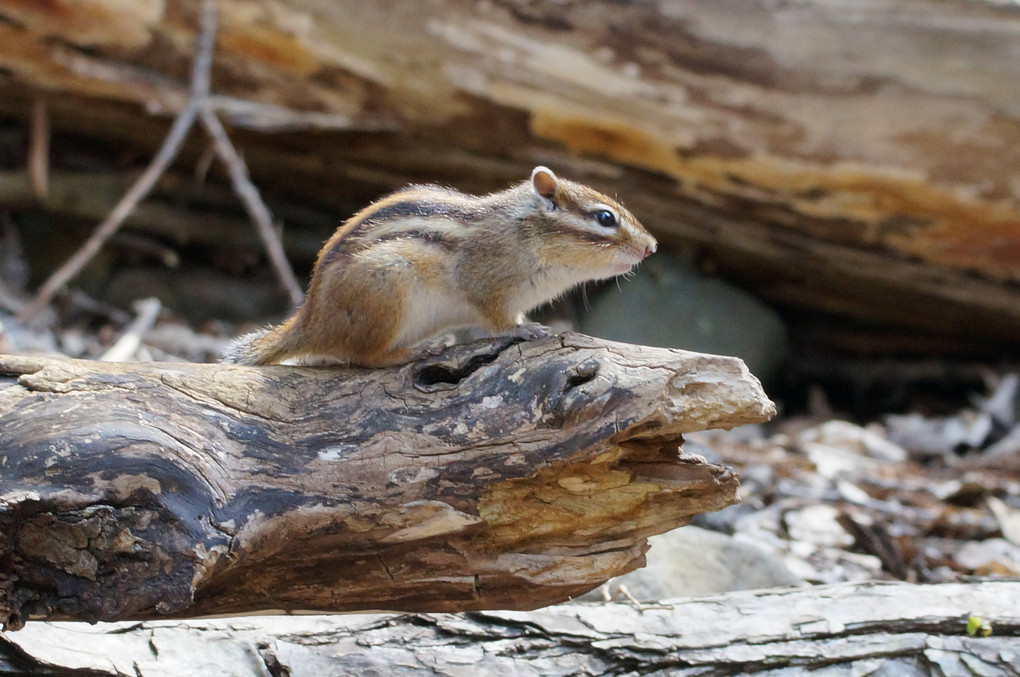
xmin=643 ymin=241 xmax=657 ymax=258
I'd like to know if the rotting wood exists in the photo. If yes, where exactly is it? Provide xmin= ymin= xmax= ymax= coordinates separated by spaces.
xmin=0 ymin=333 xmax=774 ymax=630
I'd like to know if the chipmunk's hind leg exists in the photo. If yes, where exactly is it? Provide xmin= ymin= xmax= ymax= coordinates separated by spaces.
xmin=295 ymin=256 xmax=406 ymax=365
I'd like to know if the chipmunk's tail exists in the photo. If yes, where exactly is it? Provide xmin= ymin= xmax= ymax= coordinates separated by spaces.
xmin=221 ymin=325 xmax=294 ymax=365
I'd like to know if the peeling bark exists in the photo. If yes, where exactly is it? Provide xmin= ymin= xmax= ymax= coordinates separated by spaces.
xmin=0 ymin=334 xmax=774 ymax=630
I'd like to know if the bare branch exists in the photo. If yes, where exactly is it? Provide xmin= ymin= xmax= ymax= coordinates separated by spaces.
xmin=17 ymin=0 xmax=304 ymax=320
xmin=28 ymin=98 xmax=49 ymax=200
xmin=13 ymin=0 xmax=222 ymax=323
xmin=15 ymin=101 xmax=200 ymax=324
xmin=200 ymin=106 xmax=305 ymax=308
xmin=99 ymin=297 xmax=163 ymax=362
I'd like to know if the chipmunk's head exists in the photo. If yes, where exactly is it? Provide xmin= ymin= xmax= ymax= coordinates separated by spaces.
xmin=527 ymin=166 xmax=657 ymax=280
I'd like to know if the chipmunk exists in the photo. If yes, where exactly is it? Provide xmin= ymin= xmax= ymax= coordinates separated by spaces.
xmin=222 ymin=166 xmax=657 ymax=367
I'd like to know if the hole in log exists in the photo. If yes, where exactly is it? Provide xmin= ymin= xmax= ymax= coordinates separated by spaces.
xmin=565 ymin=360 xmax=599 ymax=390
xmin=414 ymin=352 xmax=501 ymax=391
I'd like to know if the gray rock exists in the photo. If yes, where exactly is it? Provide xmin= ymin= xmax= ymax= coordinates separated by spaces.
xmin=579 ymin=253 xmax=787 ymax=382
xmin=582 ymin=525 xmax=804 ymax=602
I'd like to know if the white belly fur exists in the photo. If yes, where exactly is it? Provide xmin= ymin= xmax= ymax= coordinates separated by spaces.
xmin=393 ymin=287 xmax=482 ymax=348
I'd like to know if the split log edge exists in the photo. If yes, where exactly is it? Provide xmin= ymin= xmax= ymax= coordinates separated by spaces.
xmin=0 ymin=333 xmax=774 ymax=630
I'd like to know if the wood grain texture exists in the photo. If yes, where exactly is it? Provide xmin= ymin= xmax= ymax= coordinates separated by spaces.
xmin=0 ymin=333 xmax=774 ymax=629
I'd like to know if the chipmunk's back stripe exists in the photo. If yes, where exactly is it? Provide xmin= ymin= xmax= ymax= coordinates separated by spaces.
xmin=318 ymin=204 xmax=473 ymax=267
xmin=360 ymin=199 xmax=483 ymax=229
xmin=368 ymin=222 xmax=461 ymax=248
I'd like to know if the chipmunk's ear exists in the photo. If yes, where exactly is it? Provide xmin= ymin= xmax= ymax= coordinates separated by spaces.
xmin=531 ymin=166 xmax=559 ymax=209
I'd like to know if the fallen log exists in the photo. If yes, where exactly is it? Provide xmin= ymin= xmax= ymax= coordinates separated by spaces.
xmin=0 ymin=333 xmax=774 ymax=630
xmin=3 ymin=581 xmax=1018 ymax=675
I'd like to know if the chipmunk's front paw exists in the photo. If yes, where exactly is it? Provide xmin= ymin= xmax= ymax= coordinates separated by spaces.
xmin=509 ymin=322 xmax=553 ymax=341
xmin=410 ymin=336 xmax=454 ymax=359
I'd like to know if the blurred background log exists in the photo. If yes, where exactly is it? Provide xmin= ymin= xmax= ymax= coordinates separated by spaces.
xmin=0 ymin=0 xmax=1017 ymax=358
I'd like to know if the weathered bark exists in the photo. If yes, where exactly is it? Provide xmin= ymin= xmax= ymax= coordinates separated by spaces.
xmin=0 ymin=0 xmax=1017 ymax=351
xmin=2 ymin=581 xmax=1018 ymax=676
xmin=0 ymin=334 xmax=774 ymax=630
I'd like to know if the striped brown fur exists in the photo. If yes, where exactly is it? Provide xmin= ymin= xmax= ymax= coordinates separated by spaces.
xmin=222 ymin=167 xmax=656 ymax=367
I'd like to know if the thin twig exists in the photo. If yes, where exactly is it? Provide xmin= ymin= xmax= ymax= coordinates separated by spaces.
xmin=196 ymin=0 xmax=301 ymax=307
xmin=190 ymin=0 xmax=217 ymax=99
xmin=17 ymin=0 xmax=304 ymax=322
xmin=199 ymin=106 xmax=304 ymax=307
xmin=28 ymin=98 xmax=49 ymax=200
xmin=14 ymin=0 xmax=218 ymax=324
xmin=616 ymin=584 xmax=674 ymax=613
xmin=99 ymin=297 xmax=163 ymax=362
xmin=16 ymin=101 xmax=200 ymax=324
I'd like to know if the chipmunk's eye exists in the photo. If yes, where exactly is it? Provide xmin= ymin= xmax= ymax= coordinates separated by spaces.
xmin=593 ymin=209 xmax=618 ymax=228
